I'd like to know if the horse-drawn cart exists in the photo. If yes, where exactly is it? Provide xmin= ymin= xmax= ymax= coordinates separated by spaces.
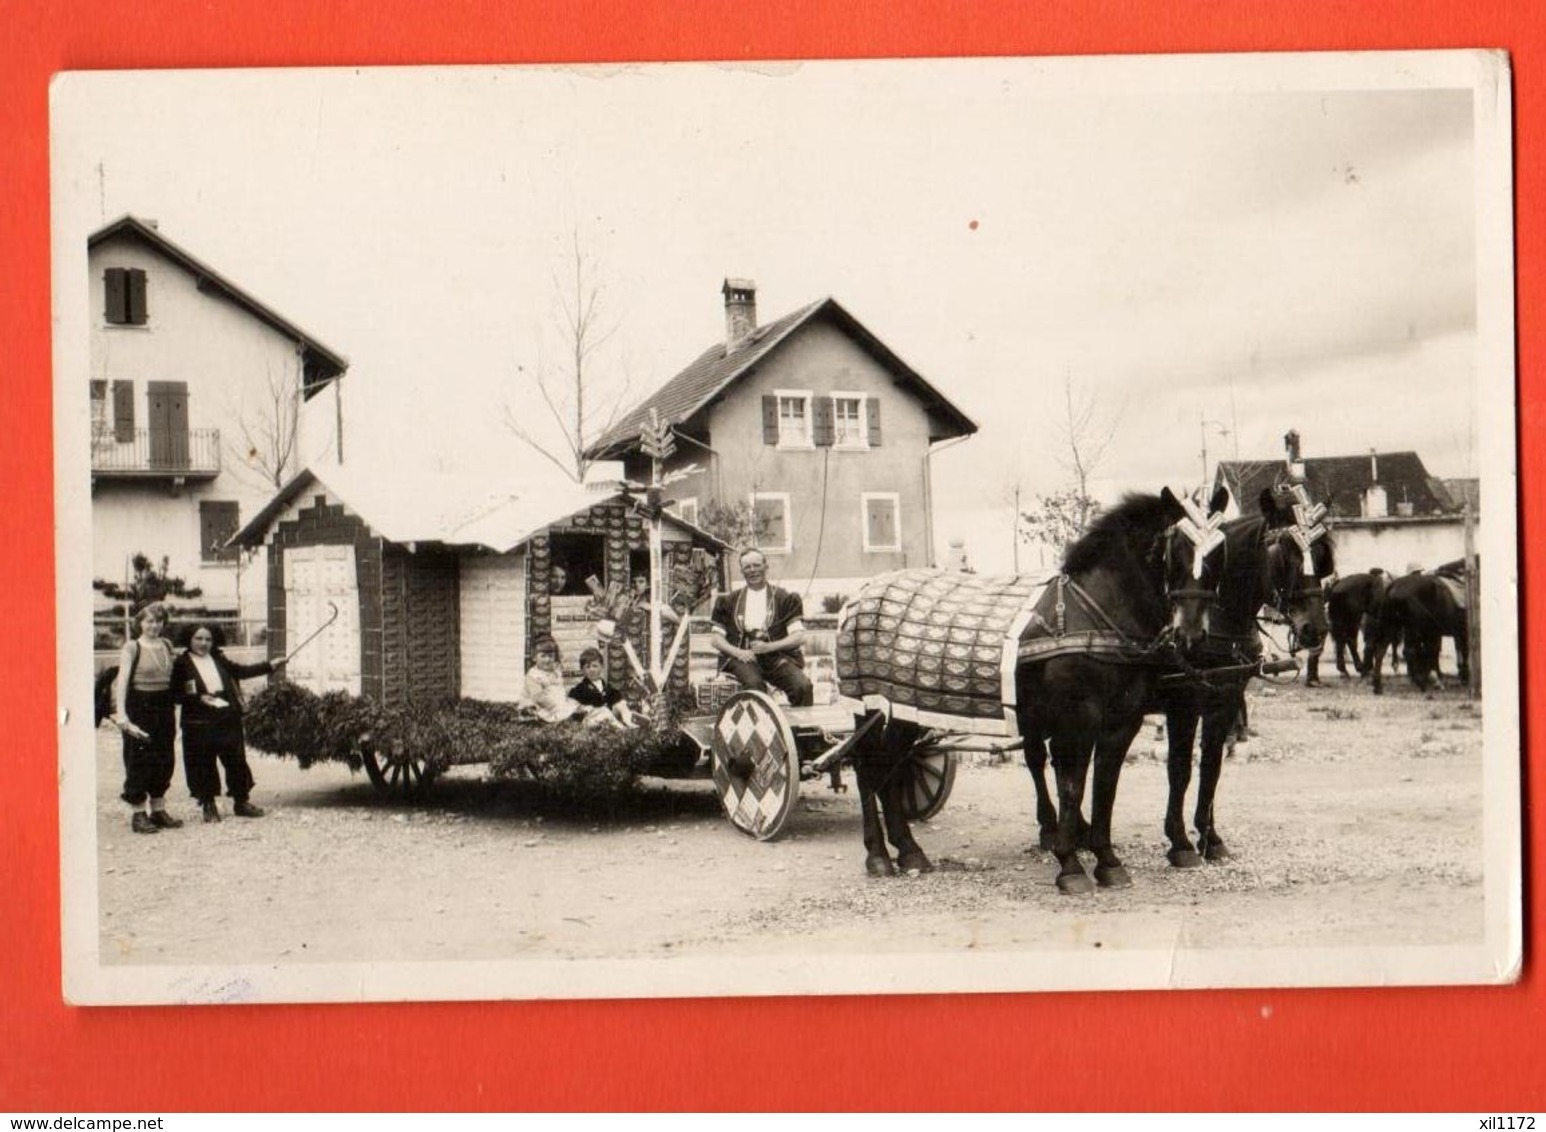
xmin=675 ymin=567 xmax=1054 ymax=841
xmin=676 ymin=690 xmax=977 ymax=841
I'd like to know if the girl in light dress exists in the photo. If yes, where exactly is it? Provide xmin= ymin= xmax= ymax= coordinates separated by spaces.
xmin=523 ymin=638 xmax=627 ymax=729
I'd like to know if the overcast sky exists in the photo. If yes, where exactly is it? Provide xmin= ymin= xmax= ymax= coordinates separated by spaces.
xmin=54 ymin=54 xmax=1497 ymax=573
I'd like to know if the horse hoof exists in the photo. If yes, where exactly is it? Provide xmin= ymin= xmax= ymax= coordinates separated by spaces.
xmin=897 ymin=850 xmax=934 ymax=875
xmin=1056 ymin=871 xmax=1094 ymax=896
xmin=1094 ymin=863 xmax=1133 ymax=888
xmin=1204 ymin=844 xmax=1232 ymax=863
xmin=865 ymin=855 xmax=897 ymax=878
xmin=1167 ymin=848 xmax=1203 ymax=869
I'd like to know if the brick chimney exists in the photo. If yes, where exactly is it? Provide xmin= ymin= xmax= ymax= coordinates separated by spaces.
xmin=722 ymin=278 xmax=757 ymax=352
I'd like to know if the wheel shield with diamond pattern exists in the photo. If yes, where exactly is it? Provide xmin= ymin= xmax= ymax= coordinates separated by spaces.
xmin=710 ymin=690 xmax=801 ymax=840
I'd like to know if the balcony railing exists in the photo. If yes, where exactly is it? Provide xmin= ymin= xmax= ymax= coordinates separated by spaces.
xmin=91 ymin=427 xmax=222 ymax=478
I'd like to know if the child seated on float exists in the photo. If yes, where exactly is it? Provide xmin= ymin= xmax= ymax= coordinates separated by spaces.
xmin=523 ymin=639 xmax=626 ymax=729
xmin=568 ymin=647 xmax=636 ymax=729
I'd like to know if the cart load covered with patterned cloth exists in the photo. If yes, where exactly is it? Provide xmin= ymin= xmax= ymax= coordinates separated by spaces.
xmin=836 ymin=567 xmax=1149 ymax=738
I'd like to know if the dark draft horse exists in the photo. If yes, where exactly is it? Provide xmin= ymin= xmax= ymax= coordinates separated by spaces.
xmin=1158 ymin=491 xmax=1335 ymax=867
xmin=849 ymin=489 xmax=1198 ymax=892
xmin=1325 ymin=571 xmax=1398 ymax=678
xmin=1366 ymin=562 xmax=1472 ymax=694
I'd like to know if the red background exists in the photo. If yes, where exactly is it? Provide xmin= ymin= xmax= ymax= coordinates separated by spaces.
xmin=2 ymin=1 xmax=1538 ymax=1111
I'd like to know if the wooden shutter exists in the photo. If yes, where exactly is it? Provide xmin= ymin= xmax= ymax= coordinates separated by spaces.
xmin=761 ymin=395 xmax=779 ymax=445
xmin=126 ymin=268 xmax=148 ymax=325
xmin=104 ymin=268 xmax=127 ymax=324
xmin=112 ymin=380 xmax=135 ymax=442
xmin=812 ymin=396 xmax=835 ymax=447
xmin=867 ymin=396 xmax=882 ymax=446
xmin=147 ymin=381 xmax=189 ymax=469
xmin=199 ymin=500 xmax=240 ymax=562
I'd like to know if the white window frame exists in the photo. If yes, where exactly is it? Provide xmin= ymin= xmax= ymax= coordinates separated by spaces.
xmin=861 ymin=492 xmax=902 ymax=553
xmin=676 ymin=496 xmax=699 ymax=526
xmin=774 ymin=389 xmax=814 ymax=449
xmin=830 ymin=391 xmax=870 ymax=450
xmin=750 ymin=491 xmax=794 ymax=555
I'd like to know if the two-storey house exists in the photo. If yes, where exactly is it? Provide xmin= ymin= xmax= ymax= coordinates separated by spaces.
xmin=88 ymin=215 xmax=349 ymax=619
xmin=589 ymin=280 xmax=977 ymax=606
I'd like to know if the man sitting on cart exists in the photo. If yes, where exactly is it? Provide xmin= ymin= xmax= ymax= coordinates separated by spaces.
xmin=710 ymin=547 xmax=813 ymax=708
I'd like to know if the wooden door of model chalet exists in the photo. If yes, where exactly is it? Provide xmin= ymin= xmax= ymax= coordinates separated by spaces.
xmin=285 ymin=544 xmax=361 ymax=695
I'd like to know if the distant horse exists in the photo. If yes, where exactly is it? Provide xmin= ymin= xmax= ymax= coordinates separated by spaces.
xmin=1367 ymin=567 xmax=1471 ymax=693
xmin=1325 ymin=571 xmax=1397 ymax=677
xmin=1158 ymin=491 xmax=1334 ymax=866
xmin=842 ymin=489 xmax=1196 ymax=894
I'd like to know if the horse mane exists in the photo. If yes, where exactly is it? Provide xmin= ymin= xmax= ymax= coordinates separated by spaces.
xmin=1062 ymin=493 xmax=1177 ymax=575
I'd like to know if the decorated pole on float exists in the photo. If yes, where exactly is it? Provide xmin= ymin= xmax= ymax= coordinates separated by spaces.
xmin=637 ymin=408 xmax=676 ymax=689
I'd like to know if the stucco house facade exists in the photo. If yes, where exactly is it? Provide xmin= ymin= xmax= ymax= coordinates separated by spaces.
xmin=589 ymin=280 xmax=977 ymax=607
xmin=88 ymin=215 xmax=349 ymax=620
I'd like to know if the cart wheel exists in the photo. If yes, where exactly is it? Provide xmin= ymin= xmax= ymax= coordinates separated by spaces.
xmin=360 ymin=741 xmax=437 ymax=801
xmin=899 ymin=742 xmax=957 ymax=822
xmin=710 ymin=689 xmax=801 ymax=841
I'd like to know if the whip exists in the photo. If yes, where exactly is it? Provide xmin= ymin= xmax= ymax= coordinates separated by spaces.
xmin=282 ymin=600 xmax=340 ymax=664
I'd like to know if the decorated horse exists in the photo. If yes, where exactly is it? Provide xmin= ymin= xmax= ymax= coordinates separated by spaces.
xmin=1366 ymin=560 xmax=1472 ymax=693
xmin=838 ymin=488 xmax=1206 ymax=893
xmin=1157 ymin=485 xmax=1334 ymax=867
xmin=1325 ymin=570 xmax=1396 ymax=677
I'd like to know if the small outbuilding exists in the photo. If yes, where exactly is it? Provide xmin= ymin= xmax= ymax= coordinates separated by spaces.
xmin=231 ymin=461 xmax=729 ymax=707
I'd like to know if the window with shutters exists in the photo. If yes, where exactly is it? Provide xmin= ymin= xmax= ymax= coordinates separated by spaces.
xmin=862 ymin=492 xmax=901 ymax=553
xmin=103 ymin=267 xmax=148 ymax=326
xmin=831 ymin=393 xmax=869 ymax=449
xmin=750 ymin=492 xmax=792 ymax=554
xmin=199 ymin=500 xmax=240 ymax=563
xmin=773 ymin=390 xmax=813 ymax=448
xmin=112 ymin=380 xmax=136 ymax=442
xmin=676 ymin=497 xmax=699 ymax=526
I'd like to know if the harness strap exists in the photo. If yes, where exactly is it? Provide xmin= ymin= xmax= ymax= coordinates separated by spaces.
xmin=1062 ymin=576 xmax=1135 ymax=640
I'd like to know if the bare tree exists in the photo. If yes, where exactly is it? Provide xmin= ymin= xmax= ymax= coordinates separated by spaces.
xmin=1020 ymin=375 xmax=1124 ymax=558
xmin=504 ymin=230 xmax=634 ymax=483
xmin=229 ymin=358 xmax=302 ymax=491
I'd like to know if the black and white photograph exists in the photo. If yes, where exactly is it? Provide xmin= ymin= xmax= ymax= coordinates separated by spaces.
xmin=52 ymin=50 xmax=1518 ymax=1004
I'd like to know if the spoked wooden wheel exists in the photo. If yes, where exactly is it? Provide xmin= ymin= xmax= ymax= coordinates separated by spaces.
xmin=360 ymin=741 xmax=437 ymax=801
xmin=710 ymin=689 xmax=801 ymax=841
xmin=898 ymin=739 xmax=957 ymax=822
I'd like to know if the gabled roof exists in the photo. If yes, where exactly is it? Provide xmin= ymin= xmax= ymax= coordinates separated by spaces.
xmin=588 ymin=296 xmax=977 ymax=457
xmin=1215 ymin=451 xmax=1454 ymax=519
xmin=88 ymin=215 xmax=349 ymax=383
xmin=233 ymin=461 xmax=730 ymax=555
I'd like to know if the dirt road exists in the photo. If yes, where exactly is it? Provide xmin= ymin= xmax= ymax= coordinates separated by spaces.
xmin=93 ymin=676 xmax=1486 ymax=980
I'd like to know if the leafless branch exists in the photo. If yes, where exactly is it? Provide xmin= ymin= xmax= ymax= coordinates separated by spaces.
xmin=228 ymin=357 xmax=301 ymax=491
xmin=505 ymin=225 xmax=631 ymax=482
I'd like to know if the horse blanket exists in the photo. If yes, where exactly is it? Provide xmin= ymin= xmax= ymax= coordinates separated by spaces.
xmin=837 ymin=569 xmax=1145 ymax=736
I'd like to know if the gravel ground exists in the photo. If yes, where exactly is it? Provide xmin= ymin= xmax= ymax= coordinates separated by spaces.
xmin=92 ymin=674 xmax=1487 ymax=977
